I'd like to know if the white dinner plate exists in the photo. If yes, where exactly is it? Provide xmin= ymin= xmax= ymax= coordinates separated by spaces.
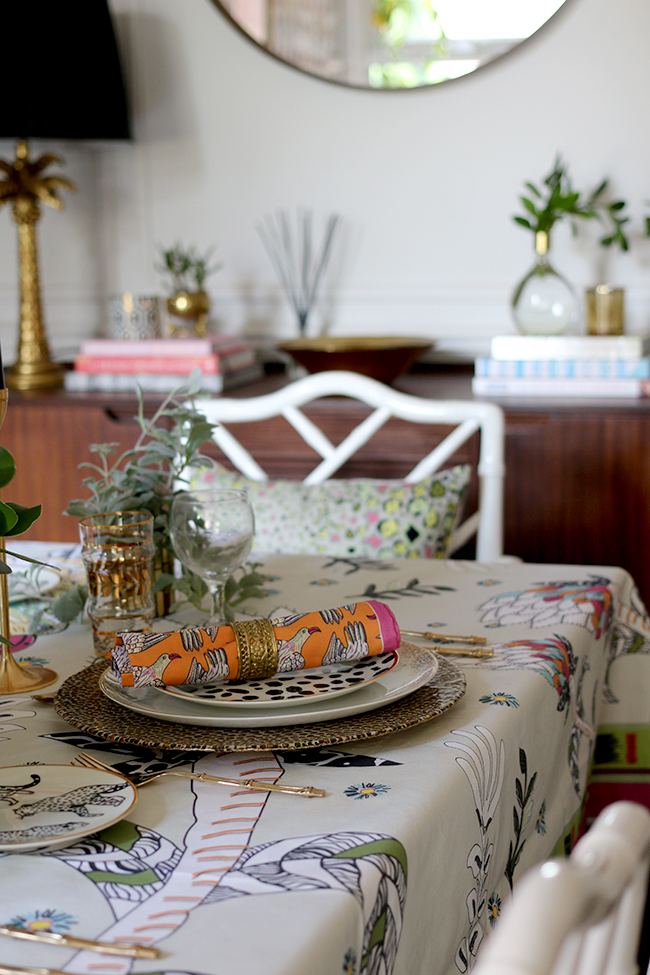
xmin=99 ymin=641 xmax=438 ymax=728
xmin=161 ymin=651 xmax=399 ymax=709
xmin=0 ymin=764 xmax=138 ymax=853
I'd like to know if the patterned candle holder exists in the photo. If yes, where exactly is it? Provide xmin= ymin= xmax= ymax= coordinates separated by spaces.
xmin=107 ymin=294 xmax=162 ymax=341
xmin=80 ymin=511 xmax=155 ymax=657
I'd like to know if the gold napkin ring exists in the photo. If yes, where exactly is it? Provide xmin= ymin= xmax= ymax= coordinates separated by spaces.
xmin=232 ymin=619 xmax=278 ymax=680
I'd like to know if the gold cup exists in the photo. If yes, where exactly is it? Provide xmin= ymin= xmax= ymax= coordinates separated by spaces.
xmin=586 ymin=285 xmax=625 ymax=336
xmin=80 ymin=511 xmax=155 ymax=657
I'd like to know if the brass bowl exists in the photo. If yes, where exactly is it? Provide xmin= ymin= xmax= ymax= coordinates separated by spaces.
xmin=278 ymin=336 xmax=433 ymax=385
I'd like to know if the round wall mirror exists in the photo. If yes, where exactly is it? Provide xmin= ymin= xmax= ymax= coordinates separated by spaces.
xmin=211 ymin=0 xmax=569 ymax=90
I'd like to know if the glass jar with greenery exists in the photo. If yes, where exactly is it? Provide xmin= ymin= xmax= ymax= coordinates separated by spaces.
xmin=512 ymin=158 xmax=628 ymax=336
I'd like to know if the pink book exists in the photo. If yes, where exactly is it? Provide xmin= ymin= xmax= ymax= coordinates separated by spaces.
xmin=75 ymin=354 xmax=220 ymax=374
xmin=81 ymin=337 xmax=252 ymax=357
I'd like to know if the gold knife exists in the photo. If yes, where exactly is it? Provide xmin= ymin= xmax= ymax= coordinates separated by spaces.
xmin=0 ymin=926 xmax=161 ymax=959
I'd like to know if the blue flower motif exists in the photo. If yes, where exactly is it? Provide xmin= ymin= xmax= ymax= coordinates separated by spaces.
xmin=478 ymin=579 xmax=501 ymax=586
xmin=310 ymin=579 xmax=338 ymax=586
xmin=536 ymin=800 xmax=547 ymax=835
xmin=479 ymin=692 xmax=519 ymax=708
xmin=344 ymin=782 xmax=390 ymax=800
xmin=487 ymin=893 xmax=501 ymax=927
xmin=15 ymin=656 xmax=49 ymax=668
xmin=343 ymin=948 xmax=357 ymax=974
xmin=9 ymin=910 xmax=77 ymax=934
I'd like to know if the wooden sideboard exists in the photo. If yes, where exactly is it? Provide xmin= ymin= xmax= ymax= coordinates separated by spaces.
xmin=4 ymin=366 xmax=650 ymax=604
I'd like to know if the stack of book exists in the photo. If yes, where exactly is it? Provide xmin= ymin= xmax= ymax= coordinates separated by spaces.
xmin=473 ymin=336 xmax=650 ymax=399
xmin=65 ymin=336 xmax=261 ymax=393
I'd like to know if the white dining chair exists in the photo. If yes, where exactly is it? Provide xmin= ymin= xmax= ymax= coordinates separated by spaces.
xmin=473 ymin=801 xmax=650 ymax=975
xmin=191 ymin=370 xmax=505 ymax=561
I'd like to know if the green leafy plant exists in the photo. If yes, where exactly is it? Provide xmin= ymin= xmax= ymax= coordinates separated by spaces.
xmin=0 ymin=447 xmax=42 ymax=574
xmin=0 ymin=444 xmax=43 ymax=643
xmin=371 ymin=0 xmax=445 ymax=51
xmin=513 ymin=156 xmax=630 ymax=251
xmin=156 ymin=242 xmax=222 ymax=294
xmin=63 ymin=372 xmax=266 ymax=619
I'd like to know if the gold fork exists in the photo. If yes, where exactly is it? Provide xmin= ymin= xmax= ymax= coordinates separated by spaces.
xmin=72 ymin=753 xmax=326 ymax=798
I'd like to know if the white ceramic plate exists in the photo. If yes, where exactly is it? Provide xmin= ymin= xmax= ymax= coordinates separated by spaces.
xmin=99 ymin=641 xmax=438 ymax=728
xmin=0 ymin=764 xmax=138 ymax=853
xmin=161 ymin=651 xmax=399 ymax=709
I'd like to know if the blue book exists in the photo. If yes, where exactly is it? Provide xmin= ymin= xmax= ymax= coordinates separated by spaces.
xmin=475 ymin=357 xmax=650 ymax=379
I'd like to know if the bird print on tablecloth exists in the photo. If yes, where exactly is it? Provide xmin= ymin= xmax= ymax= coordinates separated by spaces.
xmin=186 ymin=647 xmax=229 ymax=684
xmin=277 ymin=626 xmax=321 ymax=672
xmin=323 ymin=621 xmax=370 ymax=664
xmin=132 ymin=652 xmax=181 ymax=688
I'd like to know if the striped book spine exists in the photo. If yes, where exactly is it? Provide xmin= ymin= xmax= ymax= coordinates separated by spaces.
xmin=475 ymin=357 xmax=650 ymax=379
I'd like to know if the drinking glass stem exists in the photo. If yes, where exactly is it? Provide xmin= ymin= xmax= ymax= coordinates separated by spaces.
xmin=207 ymin=581 xmax=227 ymax=623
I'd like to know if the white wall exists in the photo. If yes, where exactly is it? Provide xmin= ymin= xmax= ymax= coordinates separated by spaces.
xmin=1 ymin=0 xmax=649 ymax=362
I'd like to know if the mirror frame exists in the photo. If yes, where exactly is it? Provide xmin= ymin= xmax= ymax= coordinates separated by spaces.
xmin=208 ymin=0 xmax=572 ymax=91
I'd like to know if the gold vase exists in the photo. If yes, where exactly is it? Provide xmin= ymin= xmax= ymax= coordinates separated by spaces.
xmin=167 ymin=290 xmax=210 ymax=338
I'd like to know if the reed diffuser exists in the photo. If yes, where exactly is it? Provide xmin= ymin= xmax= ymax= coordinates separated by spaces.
xmin=257 ymin=208 xmax=340 ymax=336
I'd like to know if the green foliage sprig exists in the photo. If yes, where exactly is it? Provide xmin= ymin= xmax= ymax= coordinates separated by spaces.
xmin=156 ymin=242 xmax=222 ymax=294
xmin=63 ymin=372 xmax=266 ymax=619
xmin=513 ymin=156 xmax=630 ymax=252
xmin=0 ymin=443 xmax=44 ymax=644
xmin=65 ymin=371 xmax=216 ymax=550
xmin=65 ymin=372 xmax=218 ymax=613
xmin=0 ymin=447 xmax=42 ymax=575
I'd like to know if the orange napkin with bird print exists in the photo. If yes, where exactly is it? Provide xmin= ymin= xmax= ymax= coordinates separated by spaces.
xmin=110 ymin=601 xmax=400 ymax=688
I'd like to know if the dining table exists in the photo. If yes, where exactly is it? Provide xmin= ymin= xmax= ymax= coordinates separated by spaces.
xmin=1 ymin=545 xmax=650 ymax=975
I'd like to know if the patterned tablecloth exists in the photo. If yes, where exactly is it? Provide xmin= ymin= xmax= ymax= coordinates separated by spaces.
xmin=2 ymin=548 xmax=650 ymax=975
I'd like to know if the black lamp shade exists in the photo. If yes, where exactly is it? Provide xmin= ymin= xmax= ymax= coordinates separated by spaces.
xmin=0 ymin=0 xmax=131 ymax=141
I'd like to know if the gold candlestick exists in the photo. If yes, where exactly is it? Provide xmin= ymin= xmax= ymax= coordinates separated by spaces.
xmin=0 ymin=139 xmax=75 ymax=391
xmin=0 ymin=388 xmax=57 ymax=694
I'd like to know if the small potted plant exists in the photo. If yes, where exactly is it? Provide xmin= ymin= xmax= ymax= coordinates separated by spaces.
xmin=156 ymin=243 xmax=222 ymax=338
xmin=512 ymin=157 xmax=627 ymax=336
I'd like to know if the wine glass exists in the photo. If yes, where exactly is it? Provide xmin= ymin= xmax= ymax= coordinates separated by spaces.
xmin=170 ymin=488 xmax=255 ymax=623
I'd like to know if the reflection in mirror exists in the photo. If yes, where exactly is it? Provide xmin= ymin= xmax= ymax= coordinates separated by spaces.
xmin=215 ymin=0 xmax=568 ymax=89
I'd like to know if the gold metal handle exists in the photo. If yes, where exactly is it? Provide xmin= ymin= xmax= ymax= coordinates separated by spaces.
xmin=0 ymin=926 xmax=161 ymax=960
xmin=430 ymin=646 xmax=493 ymax=659
xmin=167 ymin=770 xmax=326 ymax=798
xmin=0 ymin=965 xmax=71 ymax=975
xmin=401 ymin=629 xmax=487 ymax=646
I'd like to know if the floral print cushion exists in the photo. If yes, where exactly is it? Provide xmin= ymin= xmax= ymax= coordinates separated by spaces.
xmin=190 ymin=464 xmax=470 ymax=560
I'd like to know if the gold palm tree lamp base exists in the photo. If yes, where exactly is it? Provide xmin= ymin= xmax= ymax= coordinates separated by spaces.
xmin=0 ymin=389 xmax=57 ymax=693
xmin=0 ymin=140 xmax=75 ymax=392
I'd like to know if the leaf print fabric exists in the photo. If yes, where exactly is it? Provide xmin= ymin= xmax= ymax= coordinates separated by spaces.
xmin=192 ymin=463 xmax=471 ymax=560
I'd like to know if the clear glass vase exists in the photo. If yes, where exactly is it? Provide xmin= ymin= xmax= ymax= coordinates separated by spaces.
xmin=511 ymin=232 xmax=577 ymax=336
